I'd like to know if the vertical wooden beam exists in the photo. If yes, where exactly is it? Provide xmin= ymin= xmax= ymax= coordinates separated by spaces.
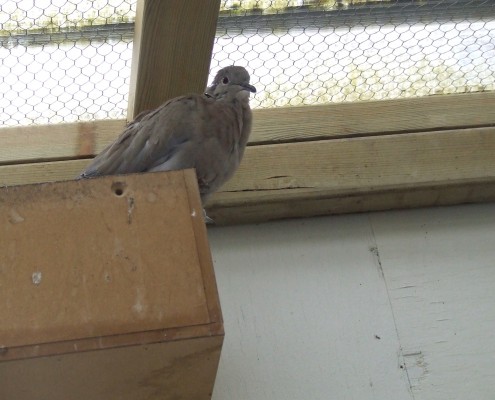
xmin=127 ymin=0 xmax=221 ymax=120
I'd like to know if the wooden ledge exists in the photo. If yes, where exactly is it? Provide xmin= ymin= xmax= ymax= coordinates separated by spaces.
xmin=1 ymin=124 xmax=494 ymax=225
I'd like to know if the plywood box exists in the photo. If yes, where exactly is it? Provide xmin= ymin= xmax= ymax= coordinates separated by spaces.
xmin=0 ymin=169 xmax=223 ymax=400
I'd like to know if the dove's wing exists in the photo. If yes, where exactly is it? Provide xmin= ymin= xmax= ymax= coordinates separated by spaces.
xmin=79 ymin=94 xmax=211 ymax=178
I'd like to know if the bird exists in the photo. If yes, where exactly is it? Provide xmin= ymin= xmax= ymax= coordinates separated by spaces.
xmin=78 ymin=66 xmax=256 ymax=212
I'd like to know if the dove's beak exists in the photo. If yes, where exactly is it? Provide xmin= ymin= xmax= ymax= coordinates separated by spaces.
xmin=242 ymin=83 xmax=257 ymax=93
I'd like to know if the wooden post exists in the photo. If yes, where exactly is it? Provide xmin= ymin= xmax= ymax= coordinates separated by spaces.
xmin=127 ymin=0 xmax=221 ymax=120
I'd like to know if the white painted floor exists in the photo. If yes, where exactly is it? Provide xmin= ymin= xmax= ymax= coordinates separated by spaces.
xmin=208 ymin=203 xmax=495 ymax=400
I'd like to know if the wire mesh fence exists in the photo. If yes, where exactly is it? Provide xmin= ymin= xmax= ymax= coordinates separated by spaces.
xmin=0 ymin=0 xmax=135 ymax=126
xmin=0 ymin=0 xmax=494 ymax=126
xmin=212 ymin=0 xmax=495 ymax=108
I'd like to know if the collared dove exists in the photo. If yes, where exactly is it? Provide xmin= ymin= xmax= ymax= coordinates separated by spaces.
xmin=78 ymin=66 xmax=256 ymax=207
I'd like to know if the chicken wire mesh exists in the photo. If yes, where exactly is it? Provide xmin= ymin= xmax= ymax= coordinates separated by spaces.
xmin=212 ymin=0 xmax=495 ymax=108
xmin=0 ymin=0 xmax=494 ymax=126
xmin=0 ymin=0 xmax=136 ymax=126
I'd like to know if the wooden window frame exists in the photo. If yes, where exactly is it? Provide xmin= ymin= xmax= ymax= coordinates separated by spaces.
xmin=1 ymin=0 xmax=494 ymax=224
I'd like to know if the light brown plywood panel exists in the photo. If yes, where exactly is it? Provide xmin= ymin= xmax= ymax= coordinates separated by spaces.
xmin=0 ymin=336 xmax=223 ymax=400
xmin=0 ymin=170 xmax=223 ymax=398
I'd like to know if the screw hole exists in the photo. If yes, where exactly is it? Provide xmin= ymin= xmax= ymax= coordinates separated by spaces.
xmin=111 ymin=182 xmax=126 ymax=197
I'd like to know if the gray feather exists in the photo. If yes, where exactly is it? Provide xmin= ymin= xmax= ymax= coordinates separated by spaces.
xmin=78 ymin=66 xmax=256 ymax=203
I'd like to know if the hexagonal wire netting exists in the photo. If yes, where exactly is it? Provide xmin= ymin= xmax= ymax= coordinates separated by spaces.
xmin=0 ymin=0 xmax=494 ymax=126
xmin=0 ymin=0 xmax=135 ymax=126
xmin=211 ymin=0 xmax=495 ymax=108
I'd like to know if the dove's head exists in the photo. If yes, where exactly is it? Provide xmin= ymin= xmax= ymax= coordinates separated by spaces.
xmin=206 ymin=66 xmax=256 ymax=101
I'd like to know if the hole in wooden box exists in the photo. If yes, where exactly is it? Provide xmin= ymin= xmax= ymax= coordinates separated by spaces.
xmin=111 ymin=182 xmax=126 ymax=197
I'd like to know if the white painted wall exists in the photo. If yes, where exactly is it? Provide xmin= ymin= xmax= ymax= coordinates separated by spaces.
xmin=208 ymin=203 xmax=495 ymax=400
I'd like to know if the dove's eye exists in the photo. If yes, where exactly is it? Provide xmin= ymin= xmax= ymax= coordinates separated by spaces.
xmin=222 ymin=77 xmax=229 ymax=84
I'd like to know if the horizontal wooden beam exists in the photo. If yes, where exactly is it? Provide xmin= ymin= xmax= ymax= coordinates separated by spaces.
xmin=215 ymin=126 xmax=495 ymax=196
xmin=208 ymin=179 xmax=495 ymax=225
xmin=0 ymin=120 xmax=126 ymax=165
xmin=1 ymin=92 xmax=494 ymax=165
xmin=0 ymin=159 xmax=88 ymax=185
xmin=250 ymin=91 xmax=495 ymax=144
xmin=2 ymin=126 xmax=494 ymax=224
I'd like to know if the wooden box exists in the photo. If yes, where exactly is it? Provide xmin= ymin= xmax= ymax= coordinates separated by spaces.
xmin=0 ymin=170 xmax=223 ymax=399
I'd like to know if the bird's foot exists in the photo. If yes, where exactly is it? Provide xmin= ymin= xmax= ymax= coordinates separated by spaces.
xmin=203 ymin=209 xmax=215 ymax=225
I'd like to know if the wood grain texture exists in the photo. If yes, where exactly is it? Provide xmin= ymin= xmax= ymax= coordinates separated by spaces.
xmin=207 ymin=179 xmax=495 ymax=225
xmin=250 ymin=92 xmax=495 ymax=144
xmin=3 ymin=127 xmax=493 ymax=189
xmin=0 ymin=119 xmax=126 ymax=164
xmin=206 ymin=126 xmax=495 ymax=222
xmin=215 ymin=127 xmax=495 ymax=196
xmin=0 ymin=158 xmax=90 ymax=186
xmin=1 ymin=127 xmax=494 ymax=224
xmin=1 ymin=92 xmax=493 ymax=165
xmin=127 ymin=0 xmax=220 ymax=119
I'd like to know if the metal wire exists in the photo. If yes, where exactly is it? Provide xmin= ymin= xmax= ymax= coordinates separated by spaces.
xmin=211 ymin=0 xmax=495 ymax=108
xmin=0 ymin=0 xmax=135 ymax=126
xmin=1 ymin=0 xmax=494 ymax=126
